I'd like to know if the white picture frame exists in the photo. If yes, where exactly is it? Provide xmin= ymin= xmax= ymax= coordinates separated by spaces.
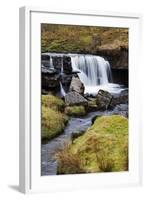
xmin=19 ymin=6 xmax=143 ymax=194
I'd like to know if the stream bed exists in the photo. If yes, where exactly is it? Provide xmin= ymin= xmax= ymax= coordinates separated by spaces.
xmin=41 ymin=109 xmax=120 ymax=176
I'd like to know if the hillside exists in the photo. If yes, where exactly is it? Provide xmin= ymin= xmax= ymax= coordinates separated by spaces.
xmin=41 ymin=24 xmax=128 ymax=54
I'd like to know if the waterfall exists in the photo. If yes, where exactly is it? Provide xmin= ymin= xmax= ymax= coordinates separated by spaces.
xmin=42 ymin=53 xmax=123 ymax=95
xmin=70 ymin=54 xmax=112 ymax=85
xmin=50 ymin=56 xmax=54 ymax=68
xmin=61 ymin=57 xmax=64 ymax=75
xmin=59 ymin=82 xmax=66 ymax=97
xmin=70 ymin=54 xmax=120 ymax=94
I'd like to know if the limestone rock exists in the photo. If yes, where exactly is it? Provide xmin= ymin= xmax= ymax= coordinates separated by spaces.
xmin=69 ymin=77 xmax=85 ymax=95
xmin=65 ymin=91 xmax=88 ymax=106
xmin=96 ymin=90 xmax=113 ymax=110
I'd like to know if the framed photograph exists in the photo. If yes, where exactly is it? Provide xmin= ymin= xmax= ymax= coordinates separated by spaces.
xmin=19 ymin=6 xmax=142 ymax=193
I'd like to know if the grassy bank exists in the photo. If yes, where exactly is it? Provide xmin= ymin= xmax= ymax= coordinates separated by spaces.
xmin=56 ymin=115 xmax=128 ymax=174
xmin=41 ymin=94 xmax=68 ymax=141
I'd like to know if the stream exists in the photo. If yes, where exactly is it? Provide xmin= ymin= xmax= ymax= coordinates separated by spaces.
xmin=41 ymin=109 xmax=119 ymax=176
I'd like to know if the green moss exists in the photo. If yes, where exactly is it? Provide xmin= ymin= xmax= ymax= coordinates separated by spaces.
xmin=41 ymin=106 xmax=68 ymax=140
xmin=56 ymin=115 xmax=128 ymax=174
xmin=41 ymin=94 xmax=68 ymax=141
xmin=42 ymin=94 xmax=65 ymax=112
xmin=87 ymin=99 xmax=98 ymax=111
xmin=65 ymin=106 xmax=86 ymax=117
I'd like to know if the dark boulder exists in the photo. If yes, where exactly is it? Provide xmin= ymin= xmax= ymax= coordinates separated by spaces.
xmin=63 ymin=56 xmax=72 ymax=74
xmin=96 ymin=90 xmax=113 ymax=110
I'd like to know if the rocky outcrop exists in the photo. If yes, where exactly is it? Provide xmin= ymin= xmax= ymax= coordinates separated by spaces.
xmin=110 ymin=90 xmax=128 ymax=108
xmin=96 ymin=45 xmax=128 ymax=69
xmin=69 ymin=77 xmax=85 ymax=95
xmin=41 ymin=55 xmax=76 ymax=92
xmin=96 ymin=90 xmax=113 ymax=110
xmin=41 ymin=65 xmax=60 ymax=89
xmin=113 ymin=104 xmax=128 ymax=118
xmin=63 ymin=56 xmax=72 ymax=74
xmin=65 ymin=91 xmax=88 ymax=106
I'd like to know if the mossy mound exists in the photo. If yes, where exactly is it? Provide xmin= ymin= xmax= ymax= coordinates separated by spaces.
xmin=41 ymin=94 xmax=68 ymax=141
xmin=65 ymin=106 xmax=86 ymax=117
xmin=42 ymin=94 xmax=65 ymax=112
xmin=56 ymin=115 xmax=128 ymax=174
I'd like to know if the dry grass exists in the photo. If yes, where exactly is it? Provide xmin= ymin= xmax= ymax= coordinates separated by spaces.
xmin=55 ymin=145 xmax=85 ymax=174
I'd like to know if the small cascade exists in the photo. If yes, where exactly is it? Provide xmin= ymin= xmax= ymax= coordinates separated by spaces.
xmin=60 ymin=57 xmax=64 ymax=75
xmin=42 ymin=52 xmax=123 ymax=94
xmin=59 ymin=82 xmax=66 ymax=97
xmin=70 ymin=54 xmax=112 ymax=85
xmin=70 ymin=54 xmax=120 ymax=94
xmin=50 ymin=56 xmax=54 ymax=68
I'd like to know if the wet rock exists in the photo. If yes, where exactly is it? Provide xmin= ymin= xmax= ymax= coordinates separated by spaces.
xmin=69 ymin=77 xmax=85 ymax=95
xmin=42 ymin=66 xmax=57 ymax=75
xmin=63 ymin=56 xmax=72 ymax=74
xmin=110 ymin=89 xmax=128 ymax=107
xmin=96 ymin=90 xmax=113 ymax=110
xmin=86 ymin=97 xmax=98 ymax=112
xmin=65 ymin=91 xmax=88 ymax=106
xmin=42 ymin=73 xmax=60 ymax=89
xmin=52 ymin=56 xmax=62 ymax=72
xmin=96 ymin=45 xmax=128 ymax=69
xmin=113 ymin=104 xmax=128 ymax=118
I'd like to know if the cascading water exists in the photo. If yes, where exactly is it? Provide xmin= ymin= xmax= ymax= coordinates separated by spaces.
xmin=42 ymin=53 xmax=123 ymax=95
xmin=59 ymin=81 xmax=66 ymax=97
xmin=50 ymin=56 xmax=54 ymax=68
xmin=70 ymin=54 xmax=123 ymax=94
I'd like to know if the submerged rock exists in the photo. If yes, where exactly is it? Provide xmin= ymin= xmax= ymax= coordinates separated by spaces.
xmin=65 ymin=91 xmax=88 ymax=106
xmin=96 ymin=89 xmax=113 ymax=110
xmin=69 ymin=77 xmax=85 ymax=95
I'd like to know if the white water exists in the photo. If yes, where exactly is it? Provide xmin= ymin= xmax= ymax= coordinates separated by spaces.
xmin=42 ymin=53 xmax=124 ymax=95
xmin=50 ymin=56 xmax=54 ymax=68
xmin=59 ymin=81 xmax=66 ymax=97
xmin=70 ymin=54 xmax=123 ymax=94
